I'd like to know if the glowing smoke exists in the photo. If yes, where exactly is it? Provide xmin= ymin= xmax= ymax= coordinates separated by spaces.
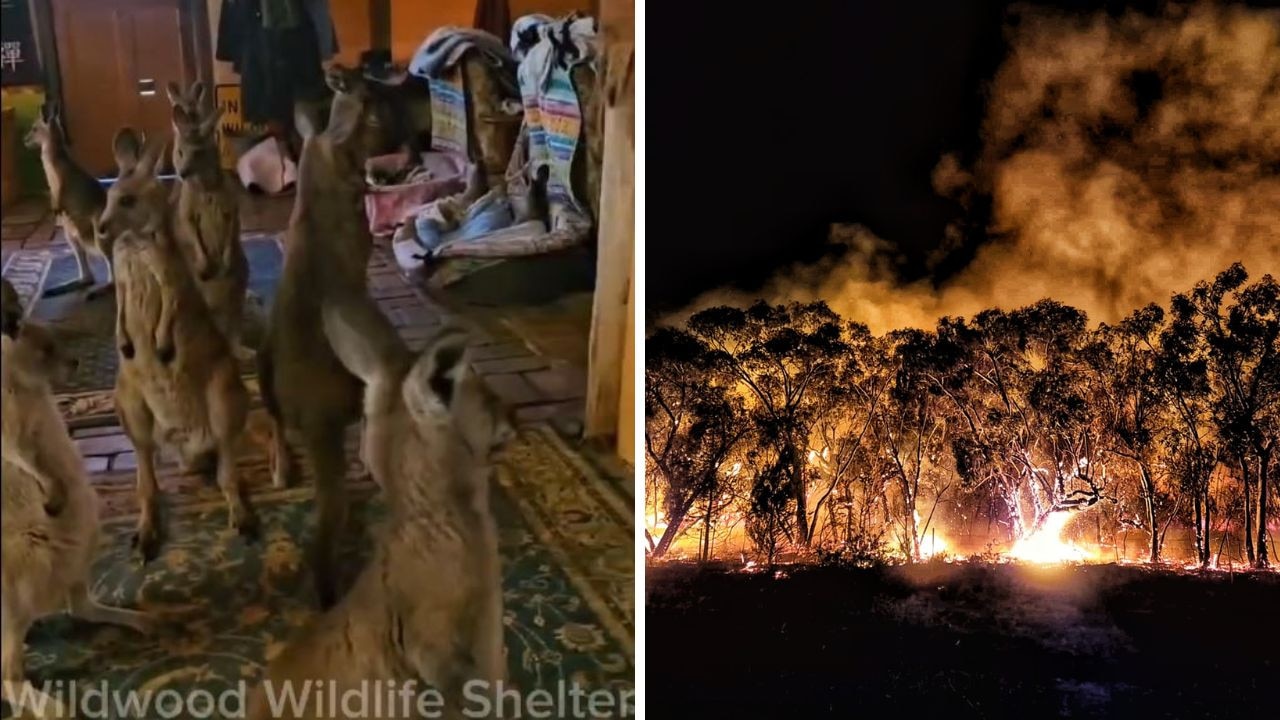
xmin=675 ymin=3 xmax=1280 ymax=334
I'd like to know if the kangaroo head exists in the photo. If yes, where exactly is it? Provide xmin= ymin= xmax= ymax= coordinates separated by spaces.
xmin=171 ymin=105 xmax=224 ymax=183
xmin=1 ymin=320 xmax=78 ymax=388
xmin=97 ymin=128 xmax=169 ymax=245
xmin=166 ymin=81 xmax=208 ymax=118
xmin=23 ymin=103 xmax=63 ymax=150
xmin=404 ymin=326 xmax=517 ymax=461
xmin=294 ymin=64 xmax=372 ymax=194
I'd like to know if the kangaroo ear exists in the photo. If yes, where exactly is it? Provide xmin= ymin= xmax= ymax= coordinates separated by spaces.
xmin=166 ymin=82 xmax=183 ymax=107
xmin=321 ymin=294 xmax=410 ymax=384
xmin=327 ymin=96 xmax=363 ymax=146
xmin=423 ymin=326 xmax=471 ymax=407
xmin=198 ymin=106 xmax=224 ymax=137
xmin=190 ymin=81 xmax=207 ymax=109
xmin=113 ymin=128 xmax=144 ymax=175
xmin=137 ymin=136 xmax=166 ymax=178
xmin=294 ymin=101 xmax=320 ymax=142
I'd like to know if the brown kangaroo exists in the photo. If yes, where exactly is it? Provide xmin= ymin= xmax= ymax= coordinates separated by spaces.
xmin=167 ymin=81 xmax=251 ymax=357
xmin=247 ymin=296 xmax=514 ymax=720
xmin=3 ymin=319 xmax=152 ymax=719
xmin=99 ymin=128 xmax=258 ymax=561
xmin=257 ymin=66 xmax=374 ymax=607
xmin=23 ymin=102 xmax=111 ymax=299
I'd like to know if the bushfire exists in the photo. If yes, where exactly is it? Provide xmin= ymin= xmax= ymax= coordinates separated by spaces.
xmin=646 ymin=264 xmax=1279 ymax=572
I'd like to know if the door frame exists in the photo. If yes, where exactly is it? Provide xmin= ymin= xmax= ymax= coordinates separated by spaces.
xmin=33 ymin=0 xmax=211 ymax=162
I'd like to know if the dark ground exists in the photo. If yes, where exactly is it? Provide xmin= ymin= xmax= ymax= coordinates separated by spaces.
xmin=646 ymin=561 xmax=1280 ymax=719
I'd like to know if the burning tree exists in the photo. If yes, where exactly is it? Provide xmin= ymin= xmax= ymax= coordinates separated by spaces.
xmin=932 ymin=301 xmax=1107 ymax=543
xmin=1176 ymin=265 xmax=1279 ymax=568
xmin=645 ymin=328 xmax=749 ymax=558
xmin=1087 ymin=304 xmax=1174 ymax=563
xmin=872 ymin=328 xmax=953 ymax=561
xmin=686 ymin=301 xmax=849 ymax=547
xmin=806 ymin=322 xmax=891 ymax=550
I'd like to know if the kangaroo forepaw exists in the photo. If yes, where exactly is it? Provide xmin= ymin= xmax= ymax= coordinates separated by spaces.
xmin=234 ymin=509 xmax=261 ymax=542
xmin=132 ymin=525 xmax=162 ymax=562
xmin=129 ymin=613 xmax=158 ymax=636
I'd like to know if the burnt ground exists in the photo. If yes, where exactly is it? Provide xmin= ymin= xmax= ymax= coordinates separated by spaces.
xmin=646 ymin=561 xmax=1280 ymax=719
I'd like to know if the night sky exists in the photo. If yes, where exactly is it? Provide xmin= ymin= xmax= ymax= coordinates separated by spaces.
xmin=644 ymin=0 xmax=1271 ymax=314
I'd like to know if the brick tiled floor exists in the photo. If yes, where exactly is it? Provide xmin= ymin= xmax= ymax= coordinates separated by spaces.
xmin=4 ymin=192 xmax=599 ymax=473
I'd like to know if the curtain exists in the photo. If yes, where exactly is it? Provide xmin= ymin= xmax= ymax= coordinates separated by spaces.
xmin=473 ymin=0 xmax=511 ymax=41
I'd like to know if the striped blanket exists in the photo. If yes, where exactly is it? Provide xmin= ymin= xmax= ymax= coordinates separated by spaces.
xmin=428 ymin=67 xmax=469 ymax=154
xmin=518 ymin=54 xmax=593 ymax=237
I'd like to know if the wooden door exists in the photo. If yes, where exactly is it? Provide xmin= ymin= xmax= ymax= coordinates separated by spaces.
xmin=51 ymin=0 xmax=197 ymax=177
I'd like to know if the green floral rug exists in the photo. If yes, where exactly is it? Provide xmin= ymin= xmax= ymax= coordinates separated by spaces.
xmin=8 ymin=424 xmax=633 ymax=719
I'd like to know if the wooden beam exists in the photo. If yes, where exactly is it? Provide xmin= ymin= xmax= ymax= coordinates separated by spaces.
xmin=584 ymin=0 xmax=634 ymax=442
xmin=370 ymin=0 xmax=392 ymax=52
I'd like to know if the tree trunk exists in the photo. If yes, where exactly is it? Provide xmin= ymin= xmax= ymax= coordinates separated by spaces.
xmin=1241 ymin=453 xmax=1255 ymax=564
xmin=901 ymin=479 xmax=920 ymax=562
xmin=791 ymin=447 xmax=811 ymax=546
xmin=1256 ymin=448 xmax=1271 ymax=568
xmin=701 ymin=486 xmax=715 ymax=562
xmin=1006 ymin=488 xmax=1026 ymax=542
xmin=653 ymin=503 xmax=690 ymax=558
xmin=1192 ymin=491 xmax=1205 ymax=566
xmin=1201 ymin=487 xmax=1212 ymax=567
xmin=1139 ymin=466 xmax=1159 ymax=563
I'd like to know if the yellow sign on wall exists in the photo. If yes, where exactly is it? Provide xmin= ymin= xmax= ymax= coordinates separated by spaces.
xmin=214 ymin=84 xmax=266 ymax=169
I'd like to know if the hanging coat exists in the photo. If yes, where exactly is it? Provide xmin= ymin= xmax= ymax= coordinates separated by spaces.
xmin=216 ymin=0 xmax=329 ymax=126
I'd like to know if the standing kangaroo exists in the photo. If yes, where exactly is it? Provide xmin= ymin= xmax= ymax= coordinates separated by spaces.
xmin=23 ymin=103 xmax=111 ymax=298
xmin=247 ymin=295 xmax=514 ymax=720
xmin=99 ymin=128 xmax=258 ymax=561
xmin=257 ymin=66 xmax=374 ymax=607
xmin=3 ymin=319 xmax=152 ymax=719
xmin=166 ymin=81 xmax=251 ymax=357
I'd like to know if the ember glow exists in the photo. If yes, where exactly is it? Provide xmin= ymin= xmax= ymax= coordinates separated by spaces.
xmin=1008 ymin=513 xmax=1096 ymax=565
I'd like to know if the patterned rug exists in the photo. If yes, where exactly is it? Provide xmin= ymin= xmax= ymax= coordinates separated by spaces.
xmin=10 ymin=423 xmax=633 ymax=718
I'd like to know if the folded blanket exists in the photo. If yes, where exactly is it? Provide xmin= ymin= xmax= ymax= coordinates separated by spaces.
xmin=519 ymin=53 xmax=594 ymax=236
xmin=518 ymin=13 xmax=597 ymax=95
xmin=434 ymin=223 xmax=582 ymax=259
xmin=409 ymin=27 xmax=518 ymax=96
xmin=510 ymin=14 xmax=553 ymax=61
xmin=414 ymin=190 xmax=516 ymax=252
xmin=427 ymin=67 xmax=469 ymax=155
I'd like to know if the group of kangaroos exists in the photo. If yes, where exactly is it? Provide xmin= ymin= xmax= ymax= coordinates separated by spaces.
xmin=2 ymin=66 xmax=517 ymax=719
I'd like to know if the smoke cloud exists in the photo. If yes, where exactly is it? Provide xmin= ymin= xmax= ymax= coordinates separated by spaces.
xmin=674 ymin=2 xmax=1280 ymax=334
